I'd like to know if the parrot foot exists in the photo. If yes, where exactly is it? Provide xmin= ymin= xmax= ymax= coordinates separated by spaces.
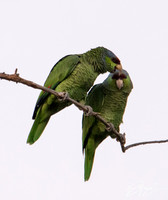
xmin=84 ymin=105 xmax=93 ymax=116
xmin=106 ymin=123 xmax=126 ymax=145
xmin=106 ymin=122 xmax=115 ymax=132
xmin=58 ymin=92 xmax=69 ymax=101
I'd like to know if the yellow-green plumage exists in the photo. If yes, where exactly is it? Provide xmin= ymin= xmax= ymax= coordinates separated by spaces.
xmin=27 ymin=47 xmax=122 ymax=144
xmin=82 ymin=69 xmax=133 ymax=181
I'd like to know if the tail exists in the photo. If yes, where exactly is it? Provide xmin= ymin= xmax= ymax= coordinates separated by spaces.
xmin=84 ymin=146 xmax=95 ymax=181
xmin=27 ymin=116 xmax=50 ymax=145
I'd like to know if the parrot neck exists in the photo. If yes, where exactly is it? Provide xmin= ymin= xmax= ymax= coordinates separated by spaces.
xmin=82 ymin=48 xmax=107 ymax=73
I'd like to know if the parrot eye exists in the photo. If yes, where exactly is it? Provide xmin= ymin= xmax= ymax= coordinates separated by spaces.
xmin=111 ymin=57 xmax=120 ymax=64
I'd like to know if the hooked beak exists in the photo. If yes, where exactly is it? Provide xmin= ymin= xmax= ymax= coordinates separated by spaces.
xmin=116 ymin=64 xmax=122 ymax=72
xmin=112 ymin=68 xmax=126 ymax=90
xmin=116 ymin=79 xmax=123 ymax=90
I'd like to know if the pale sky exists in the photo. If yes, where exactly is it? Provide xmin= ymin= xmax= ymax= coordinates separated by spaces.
xmin=1 ymin=0 xmax=168 ymax=199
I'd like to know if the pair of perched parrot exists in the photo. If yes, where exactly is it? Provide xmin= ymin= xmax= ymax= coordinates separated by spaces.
xmin=27 ymin=47 xmax=133 ymax=181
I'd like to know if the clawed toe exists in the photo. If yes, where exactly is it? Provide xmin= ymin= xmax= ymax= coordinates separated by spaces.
xmin=84 ymin=105 xmax=93 ymax=116
xmin=106 ymin=123 xmax=126 ymax=145
xmin=106 ymin=122 xmax=115 ymax=132
xmin=58 ymin=92 xmax=69 ymax=101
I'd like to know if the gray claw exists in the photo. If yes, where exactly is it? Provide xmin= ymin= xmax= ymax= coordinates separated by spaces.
xmin=58 ymin=92 xmax=69 ymax=101
xmin=84 ymin=105 xmax=93 ymax=116
xmin=106 ymin=122 xmax=115 ymax=132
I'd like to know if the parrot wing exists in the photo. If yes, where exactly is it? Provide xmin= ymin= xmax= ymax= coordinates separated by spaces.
xmin=82 ymin=83 xmax=105 ymax=150
xmin=32 ymin=55 xmax=80 ymax=119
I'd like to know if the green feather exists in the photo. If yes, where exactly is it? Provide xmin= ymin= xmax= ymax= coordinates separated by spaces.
xmin=27 ymin=47 xmax=122 ymax=144
xmin=32 ymin=55 xmax=80 ymax=119
xmin=27 ymin=116 xmax=50 ymax=144
xmin=84 ymin=138 xmax=95 ymax=181
xmin=82 ymin=69 xmax=133 ymax=181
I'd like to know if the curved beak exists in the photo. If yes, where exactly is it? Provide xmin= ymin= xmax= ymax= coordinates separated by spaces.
xmin=116 ymin=79 xmax=123 ymax=90
xmin=116 ymin=64 xmax=122 ymax=72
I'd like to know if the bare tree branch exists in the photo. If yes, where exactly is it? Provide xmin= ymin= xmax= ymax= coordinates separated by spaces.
xmin=124 ymin=139 xmax=168 ymax=151
xmin=1 ymin=69 xmax=168 ymax=152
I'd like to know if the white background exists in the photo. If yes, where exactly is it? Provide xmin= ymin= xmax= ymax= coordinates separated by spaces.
xmin=0 ymin=0 xmax=168 ymax=199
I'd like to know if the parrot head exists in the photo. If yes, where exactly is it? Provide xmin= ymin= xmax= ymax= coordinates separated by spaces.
xmin=87 ymin=47 xmax=122 ymax=73
xmin=103 ymin=48 xmax=122 ymax=73
xmin=112 ymin=69 xmax=133 ymax=92
xmin=103 ymin=69 xmax=133 ymax=92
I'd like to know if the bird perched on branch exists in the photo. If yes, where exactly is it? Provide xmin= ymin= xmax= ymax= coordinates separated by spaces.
xmin=82 ymin=69 xmax=133 ymax=181
xmin=27 ymin=47 xmax=122 ymax=144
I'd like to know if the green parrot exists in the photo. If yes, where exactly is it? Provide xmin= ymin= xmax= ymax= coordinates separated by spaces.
xmin=82 ymin=69 xmax=133 ymax=181
xmin=27 ymin=47 xmax=122 ymax=144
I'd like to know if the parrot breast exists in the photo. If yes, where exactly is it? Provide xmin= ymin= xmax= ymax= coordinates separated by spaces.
xmin=56 ymin=62 xmax=99 ymax=102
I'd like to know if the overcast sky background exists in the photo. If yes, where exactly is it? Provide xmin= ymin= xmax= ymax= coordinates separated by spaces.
xmin=1 ymin=0 xmax=168 ymax=199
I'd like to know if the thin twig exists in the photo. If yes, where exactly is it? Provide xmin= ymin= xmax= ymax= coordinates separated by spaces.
xmin=125 ymin=139 xmax=168 ymax=151
xmin=0 ymin=69 xmax=60 ymax=98
xmin=1 ymin=69 xmax=168 ymax=152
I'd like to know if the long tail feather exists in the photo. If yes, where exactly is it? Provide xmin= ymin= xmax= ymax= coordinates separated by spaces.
xmin=27 ymin=116 xmax=50 ymax=145
xmin=84 ymin=147 xmax=95 ymax=181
